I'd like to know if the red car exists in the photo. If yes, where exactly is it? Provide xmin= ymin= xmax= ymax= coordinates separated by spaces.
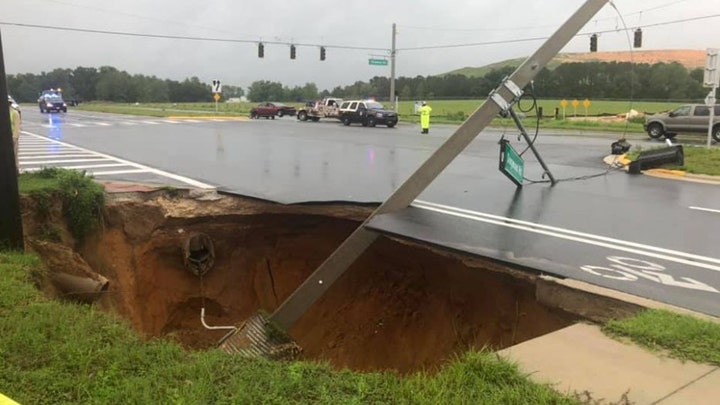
xmin=249 ymin=102 xmax=297 ymax=119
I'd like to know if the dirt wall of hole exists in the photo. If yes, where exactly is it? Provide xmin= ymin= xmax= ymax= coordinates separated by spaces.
xmin=77 ymin=194 xmax=575 ymax=373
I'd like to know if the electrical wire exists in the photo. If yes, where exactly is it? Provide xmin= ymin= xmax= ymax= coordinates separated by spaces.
xmin=513 ymin=1 xmax=638 ymax=185
xmin=397 ymin=13 xmax=720 ymax=51
xmin=2 ymin=12 xmax=717 ymax=54
xmin=400 ymin=0 xmax=688 ymax=33
xmin=0 ymin=21 xmax=390 ymax=52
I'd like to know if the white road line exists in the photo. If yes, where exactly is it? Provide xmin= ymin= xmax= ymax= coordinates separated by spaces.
xmin=22 ymin=154 xmax=97 ymax=160
xmin=92 ymin=169 xmax=150 ymax=176
xmin=20 ymin=151 xmax=88 ymax=156
xmin=183 ymin=119 xmax=202 ymax=123
xmin=95 ymin=122 xmax=112 ymax=126
xmin=20 ymin=158 xmax=111 ymax=165
xmin=412 ymin=200 xmax=720 ymax=272
xmin=160 ymin=120 xmax=179 ymax=124
xmin=22 ymin=163 xmax=130 ymax=172
xmin=140 ymin=120 xmax=160 ymax=125
xmin=70 ymin=123 xmax=88 ymax=127
xmin=21 ymin=131 xmax=215 ymax=189
xmin=19 ymin=148 xmax=77 ymax=152
xmin=690 ymin=206 xmax=720 ymax=214
xmin=120 ymin=121 xmax=138 ymax=125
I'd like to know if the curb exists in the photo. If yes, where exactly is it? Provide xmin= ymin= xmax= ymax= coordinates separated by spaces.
xmin=536 ymin=275 xmax=720 ymax=324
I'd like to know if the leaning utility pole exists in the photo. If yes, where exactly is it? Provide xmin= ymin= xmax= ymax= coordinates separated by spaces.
xmin=0 ymin=30 xmax=24 ymax=251
xmin=219 ymin=0 xmax=610 ymax=356
xmin=389 ymin=23 xmax=397 ymax=111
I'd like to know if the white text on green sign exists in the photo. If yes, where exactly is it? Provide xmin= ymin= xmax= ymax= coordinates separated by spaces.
xmin=499 ymin=140 xmax=524 ymax=187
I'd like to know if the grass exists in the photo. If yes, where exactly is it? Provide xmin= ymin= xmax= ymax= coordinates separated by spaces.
xmin=626 ymin=145 xmax=720 ymax=176
xmin=603 ymin=309 xmax=720 ymax=366
xmin=18 ymin=168 xmax=104 ymax=244
xmin=0 ymin=251 xmax=577 ymax=404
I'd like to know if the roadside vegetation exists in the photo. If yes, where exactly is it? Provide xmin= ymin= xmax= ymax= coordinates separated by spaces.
xmin=604 ymin=309 xmax=720 ymax=366
xmin=19 ymin=168 xmax=104 ymax=243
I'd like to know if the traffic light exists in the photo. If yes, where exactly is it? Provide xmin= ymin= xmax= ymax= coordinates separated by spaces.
xmin=290 ymin=45 xmax=296 ymax=60
xmin=258 ymin=42 xmax=264 ymax=58
xmin=590 ymin=34 xmax=598 ymax=52
xmin=633 ymin=28 xmax=642 ymax=48
xmin=320 ymin=46 xmax=326 ymax=61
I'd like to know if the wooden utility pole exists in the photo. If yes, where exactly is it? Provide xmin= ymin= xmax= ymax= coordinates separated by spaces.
xmin=0 ymin=30 xmax=25 ymax=251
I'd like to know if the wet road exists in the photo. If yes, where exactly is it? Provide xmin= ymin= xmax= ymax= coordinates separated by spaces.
xmin=17 ymin=108 xmax=720 ymax=316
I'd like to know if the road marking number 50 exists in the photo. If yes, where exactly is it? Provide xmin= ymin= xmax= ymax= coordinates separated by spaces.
xmin=580 ymin=256 xmax=719 ymax=293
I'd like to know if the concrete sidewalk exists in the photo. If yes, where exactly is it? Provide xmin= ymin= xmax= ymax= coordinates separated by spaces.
xmin=499 ymin=323 xmax=719 ymax=404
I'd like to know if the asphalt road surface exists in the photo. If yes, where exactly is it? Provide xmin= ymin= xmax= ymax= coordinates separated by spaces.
xmin=16 ymin=108 xmax=720 ymax=316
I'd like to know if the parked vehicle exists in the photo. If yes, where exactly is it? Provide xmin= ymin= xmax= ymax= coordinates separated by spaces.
xmin=644 ymin=104 xmax=720 ymax=142
xmin=8 ymin=95 xmax=20 ymax=116
xmin=249 ymin=102 xmax=297 ymax=119
xmin=296 ymin=97 xmax=343 ymax=122
xmin=338 ymin=100 xmax=398 ymax=128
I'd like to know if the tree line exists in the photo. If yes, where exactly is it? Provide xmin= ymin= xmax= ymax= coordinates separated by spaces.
xmin=329 ymin=62 xmax=708 ymax=102
xmin=6 ymin=61 xmax=708 ymax=104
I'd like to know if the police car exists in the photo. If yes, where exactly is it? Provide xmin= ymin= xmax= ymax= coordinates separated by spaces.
xmin=38 ymin=89 xmax=68 ymax=113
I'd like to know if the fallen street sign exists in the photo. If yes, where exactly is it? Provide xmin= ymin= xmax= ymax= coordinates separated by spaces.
xmin=499 ymin=139 xmax=524 ymax=187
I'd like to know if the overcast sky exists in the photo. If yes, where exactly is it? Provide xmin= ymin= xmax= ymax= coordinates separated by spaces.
xmin=2 ymin=0 xmax=719 ymax=91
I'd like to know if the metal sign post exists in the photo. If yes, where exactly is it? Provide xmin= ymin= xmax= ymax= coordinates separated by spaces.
xmin=212 ymin=79 xmax=222 ymax=113
xmin=705 ymin=89 xmax=716 ymax=148
xmin=704 ymin=49 xmax=718 ymax=148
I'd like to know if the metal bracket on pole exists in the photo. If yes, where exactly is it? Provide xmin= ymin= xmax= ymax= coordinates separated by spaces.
xmin=490 ymin=77 xmax=556 ymax=185
xmin=490 ymin=77 xmax=523 ymax=114
xmin=507 ymin=108 xmax=557 ymax=185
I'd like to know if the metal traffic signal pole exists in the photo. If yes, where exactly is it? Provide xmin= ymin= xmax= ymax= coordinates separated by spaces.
xmin=390 ymin=23 xmax=397 ymax=111
xmin=269 ymin=0 xmax=609 ymax=331
xmin=0 ymin=30 xmax=25 ymax=251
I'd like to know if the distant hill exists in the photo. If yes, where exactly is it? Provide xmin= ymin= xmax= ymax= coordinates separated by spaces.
xmin=443 ymin=49 xmax=707 ymax=78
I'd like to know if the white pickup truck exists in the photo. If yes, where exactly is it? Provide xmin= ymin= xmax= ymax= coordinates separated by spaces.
xmin=296 ymin=97 xmax=343 ymax=122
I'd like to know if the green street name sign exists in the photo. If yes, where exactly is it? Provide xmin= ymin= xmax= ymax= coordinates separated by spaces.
xmin=368 ymin=58 xmax=388 ymax=66
xmin=499 ymin=140 xmax=524 ymax=187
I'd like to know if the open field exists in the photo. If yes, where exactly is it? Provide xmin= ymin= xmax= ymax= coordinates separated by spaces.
xmin=78 ymin=99 xmax=681 ymax=117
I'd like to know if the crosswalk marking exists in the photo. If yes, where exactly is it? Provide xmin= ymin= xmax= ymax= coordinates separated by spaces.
xmin=22 ymin=154 xmax=98 ymax=160
xmin=24 ymin=117 xmax=246 ymax=130
xmin=92 ymin=169 xmax=150 ymax=176
xmin=22 ymin=158 xmax=111 ymax=165
xmin=19 ymin=131 xmax=215 ymax=189
xmin=22 ymin=163 xmax=130 ymax=172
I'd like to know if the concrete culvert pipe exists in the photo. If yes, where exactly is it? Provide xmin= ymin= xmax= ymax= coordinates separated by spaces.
xmin=49 ymin=272 xmax=110 ymax=304
xmin=183 ymin=233 xmax=215 ymax=276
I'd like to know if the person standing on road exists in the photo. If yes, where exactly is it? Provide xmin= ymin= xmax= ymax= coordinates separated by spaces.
xmin=419 ymin=101 xmax=432 ymax=134
xmin=9 ymin=105 xmax=20 ymax=172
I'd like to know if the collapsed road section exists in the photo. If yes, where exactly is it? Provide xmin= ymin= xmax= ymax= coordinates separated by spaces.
xmin=25 ymin=189 xmax=582 ymax=373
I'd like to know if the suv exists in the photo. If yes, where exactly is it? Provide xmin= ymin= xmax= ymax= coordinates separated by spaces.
xmin=644 ymin=104 xmax=720 ymax=142
xmin=38 ymin=90 xmax=68 ymax=113
xmin=338 ymin=100 xmax=397 ymax=128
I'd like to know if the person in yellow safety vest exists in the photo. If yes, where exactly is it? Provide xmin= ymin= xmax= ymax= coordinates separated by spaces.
xmin=9 ymin=105 xmax=21 ymax=172
xmin=419 ymin=101 xmax=432 ymax=134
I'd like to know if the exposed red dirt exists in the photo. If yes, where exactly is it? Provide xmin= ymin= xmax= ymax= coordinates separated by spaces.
xmin=557 ymin=49 xmax=706 ymax=69
xmin=26 ymin=190 xmax=576 ymax=373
